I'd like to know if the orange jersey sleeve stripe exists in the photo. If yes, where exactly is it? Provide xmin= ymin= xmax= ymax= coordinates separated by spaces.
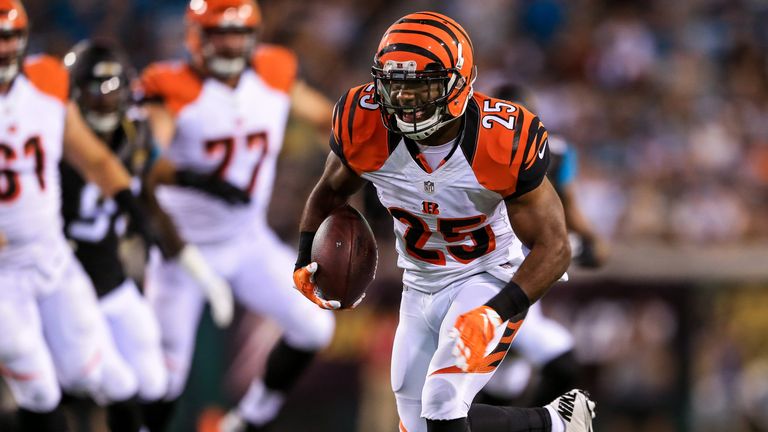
xmin=23 ymin=55 xmax=69 ymax=104
xmin=140 ymin=62 xmax=203 ymax=116
xmin=252 ymin=44 xmax=297 ymax=94
xmin=332 ymin=84 xmax=391 ymax=175
xmin=522 ymin=117 xmax=547 ymax=169
xmin=501 ymin=107 xmax=535 ymax=196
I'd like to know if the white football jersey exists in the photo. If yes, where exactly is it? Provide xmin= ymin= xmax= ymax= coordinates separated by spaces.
xmin=140 ymin=45 xmax=297 ymax=243
xmin=331 ymin=84 xmax=551 ymax=293
xmin=0 ymin=55 xmax=69 ymax=266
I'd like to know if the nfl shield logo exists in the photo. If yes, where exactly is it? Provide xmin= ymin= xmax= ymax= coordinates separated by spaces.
xmin=424 ymin=181 xmax=435 ymax=194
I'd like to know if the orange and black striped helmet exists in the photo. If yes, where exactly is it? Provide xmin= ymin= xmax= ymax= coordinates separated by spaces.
xmin=372 ymin=12 xmax=475 ymax=140
xmin=0 ymin=0 xmax=28 ymax=83
xmin=185 ymin=0 xmax=261 ymax=78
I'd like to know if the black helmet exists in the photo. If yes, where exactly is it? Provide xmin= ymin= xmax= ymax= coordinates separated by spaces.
xmin=64 ymin=39 xmax=134 ymax=135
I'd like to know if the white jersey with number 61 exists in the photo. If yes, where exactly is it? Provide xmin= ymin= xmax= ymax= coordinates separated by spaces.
xmin=0 ymin=55 xmax=69 ymax=265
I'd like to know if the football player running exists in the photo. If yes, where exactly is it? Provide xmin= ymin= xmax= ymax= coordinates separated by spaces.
xmin=139 ymin=0 xmax=335 ymax=431
xmin=479 ymin=83 xmax=610 ymax=407
xmin=294 ymin=12 xmax=596 ymax=432
xmin=1 ymin=1 xmax=156 ymax=431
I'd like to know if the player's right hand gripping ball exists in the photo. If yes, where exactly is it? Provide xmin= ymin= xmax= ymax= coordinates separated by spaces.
xmin=293 ymin=263 xmax=341 ymax=310
xmin=307 ymin=205 xmax=377 ymax=309
xmin=450 ymin=306 xmax=503 ymax=372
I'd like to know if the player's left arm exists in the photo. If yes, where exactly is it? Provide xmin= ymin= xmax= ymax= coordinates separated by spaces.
xmin=504 ymin=177 xmax=570 ymax=304
xmin=450 ymin=111 xmax=569 ymax=371
xmin=450 ymin=178 xmax=569 ymax=371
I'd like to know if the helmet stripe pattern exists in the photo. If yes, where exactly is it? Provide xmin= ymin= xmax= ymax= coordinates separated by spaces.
xmin=376 ymin=43 xmax=444 ymax=66
xmin=418 ymin=12 xmax=474 ymax=50
xmin=397 ymin=18 xmax=461 ymax=49
xmin=372 ymin=11 xmax=476 ymax=140
xmin=385 ymin=29 xmax=455 ymax=66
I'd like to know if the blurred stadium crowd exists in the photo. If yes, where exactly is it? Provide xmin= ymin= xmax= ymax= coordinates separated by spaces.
xmin=8 ymin=1 xmax=768 ymax=432
xmin=24 ymin=0 xmax=768 ymax=245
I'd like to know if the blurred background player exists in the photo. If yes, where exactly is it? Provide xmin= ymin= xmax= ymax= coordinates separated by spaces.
xmin=60 ymin=37 xmax=166 ymax=432
xmin=479 ymin=83 xmax=610 ymax=408
xmin=60 ymin=38 xmax=234 ymax=431
xmin=0 ymin=1 xmax=159 ymax=430
xmin=138 ymin=0 xmax=336 ymax=431
xmin=294 ymin=11 xmax=595 ymax=432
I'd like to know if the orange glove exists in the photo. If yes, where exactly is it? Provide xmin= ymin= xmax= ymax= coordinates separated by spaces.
xmin=449 ymin=305 xmax=503 ymax=372
xmin=292 ymin=262 xmax=340 ymax=310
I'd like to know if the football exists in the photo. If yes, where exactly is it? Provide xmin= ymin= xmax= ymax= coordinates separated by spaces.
xmin=311 ymin=205 xmax=378 ymax=309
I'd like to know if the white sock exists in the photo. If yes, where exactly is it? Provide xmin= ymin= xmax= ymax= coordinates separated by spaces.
xmin=236 ymin=380 xmax=285 ymax=426
xmin=545 ymin=404 xmax=566 ymax=432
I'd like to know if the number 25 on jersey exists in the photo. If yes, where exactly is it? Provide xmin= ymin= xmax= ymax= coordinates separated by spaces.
xmin=389 ymin=207 xmax=496 ymax=266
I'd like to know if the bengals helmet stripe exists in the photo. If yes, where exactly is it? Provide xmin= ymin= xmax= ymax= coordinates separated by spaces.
xmin=417 ymin=12 xmax=473 ymax=50
xmin=396 ymin=18 xmax=460 ymax=47
xmin=384 ymin=18 xmax=460 ymax=68
xmin=386 ymin=29 xmax=454 ymax=66
xmin=376 ymin=43 xmax=443 ymax=66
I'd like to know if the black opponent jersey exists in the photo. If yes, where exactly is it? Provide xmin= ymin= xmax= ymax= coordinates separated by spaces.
xmin=60 ymin=113 xmax=151 ymax=297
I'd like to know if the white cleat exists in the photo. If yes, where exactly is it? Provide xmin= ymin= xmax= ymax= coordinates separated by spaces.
xmin=546 ymin=389 xmax=597 ymax=432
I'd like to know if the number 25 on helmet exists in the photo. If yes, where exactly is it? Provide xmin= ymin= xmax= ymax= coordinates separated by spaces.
xmin=372 ymin=12 xmax=476 ymax=141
